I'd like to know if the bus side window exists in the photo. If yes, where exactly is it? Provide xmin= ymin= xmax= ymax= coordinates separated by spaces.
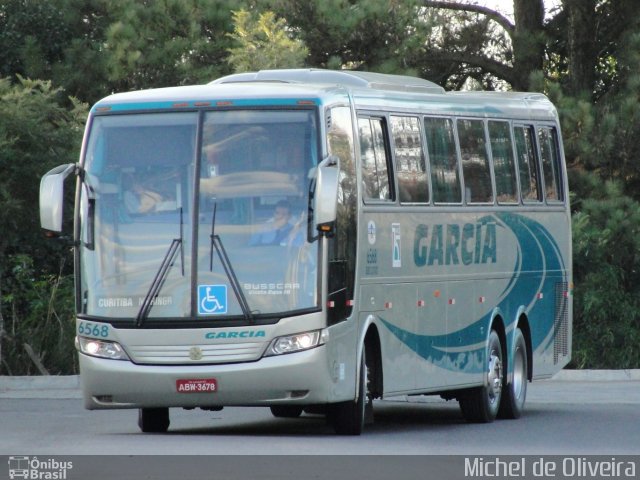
xmin=358 ymin=117 xmax=393 ymax=202
xmin=390 ymin=116 xmax=428 ymax=204
xmin=488 ymin=120 xmax=518 ymax=204
xmin=457 ymin=119 xmax=493 ymax=204
xmin=514 ymin=125 xmax=542 ymax=203
xmin=425 ymin=117 xmax=462 ymax=204
xmin=538 ymin=126 xmax=564 ymax=202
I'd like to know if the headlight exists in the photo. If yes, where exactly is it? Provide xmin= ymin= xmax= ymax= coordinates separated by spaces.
xmin=76 ymin=336 xmax=130 ymax=361
xmin=264 ymin=329 xmax=328 ymax=356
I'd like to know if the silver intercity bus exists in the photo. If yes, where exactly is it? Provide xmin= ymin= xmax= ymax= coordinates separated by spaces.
xmin=40 ymin=69 xmax=572 ymax=435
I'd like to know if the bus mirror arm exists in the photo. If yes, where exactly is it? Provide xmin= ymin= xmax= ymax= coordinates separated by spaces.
xmin=78 ymin=167 xmax=96 ymax=251
xmin=313 ymin=155 xmax=340 ymax=236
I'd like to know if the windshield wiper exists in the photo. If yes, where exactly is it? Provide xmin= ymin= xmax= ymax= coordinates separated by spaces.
xmin=209 ymin=202 xmax=254 ymax=323
xmin=136 ymin=208 xmax=184 ymax=326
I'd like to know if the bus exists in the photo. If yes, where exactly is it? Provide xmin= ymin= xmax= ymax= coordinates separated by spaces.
xmin=40 ymin=69 xmax=572 ymax=435
xmin=8 ymin=456 xmax=29 ymax=479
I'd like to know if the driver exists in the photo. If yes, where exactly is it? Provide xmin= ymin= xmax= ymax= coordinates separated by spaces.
xmin=249 ymin=200 xmax=297 ymax=246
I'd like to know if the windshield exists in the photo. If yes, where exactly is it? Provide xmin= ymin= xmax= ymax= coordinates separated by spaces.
xmin=80 ymin=109 xmax=320 ymax=322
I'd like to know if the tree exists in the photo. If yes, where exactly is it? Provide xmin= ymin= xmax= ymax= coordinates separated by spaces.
xmin=104 ymin=0 xmax=240 ymax=92
xmin=561 ymin=0 xmax=597 ymax=96
xmin=51 ymin=0 xmax=114 ymax=104
xmin=267 ymin=0 xmax=427 ymax=74
xmin=227 ymin=9 xmax=308 ymax=72
xmin=0 ymin=0 xmax=115 ymax=105
xmin=0 ymin=77 xmax=86 ymax=264
xmin=0 ymin=0 xmax=71 ymax=80
xmin=1 ymin=0 xmax=246 ymax=104
xmin=571 ymin=180 xmax=640 ymax=368
xmin=0 ymin=76 xmax=86 ymax=374
xmin=415 ymin=1 xmax=545 ymax=91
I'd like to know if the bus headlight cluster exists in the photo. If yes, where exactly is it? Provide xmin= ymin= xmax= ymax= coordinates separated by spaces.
xmin=265 ymin=329 xmax=327 ymax=356
xmin=76 ymin=336 xmax=130 ymax=361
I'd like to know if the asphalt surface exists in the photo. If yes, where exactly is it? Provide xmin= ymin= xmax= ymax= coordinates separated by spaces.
xmin=2 ymin=369 xmax=640 ymax=401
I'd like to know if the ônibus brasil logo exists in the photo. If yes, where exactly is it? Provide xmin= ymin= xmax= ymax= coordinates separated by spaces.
xmin=8 ymin=456 xmax=73 ymax=480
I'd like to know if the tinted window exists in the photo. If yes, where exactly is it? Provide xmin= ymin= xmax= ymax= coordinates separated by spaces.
xmin=424 ymin=117 xmax=461 ymax=203
xmin=457 ymin=119 xmax=493 ymax=203
xmin=358 ymin=117 xmax=392 ymax=201
xmin=488 ymin=120 xmax=518 ymax=204
xmin=514 ymin=125 xmax=542 ymax=202
xmin=329 ymin=107 xmax=358 ymax=321
xmin=391 ymin=116 xmax=428 ymax=203
xmin=538 ymin=126 xmax=564 ymax=202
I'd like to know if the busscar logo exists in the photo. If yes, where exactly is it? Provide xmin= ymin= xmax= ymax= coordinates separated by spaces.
xmin=8 ymin=456 xmax=73 ymax=479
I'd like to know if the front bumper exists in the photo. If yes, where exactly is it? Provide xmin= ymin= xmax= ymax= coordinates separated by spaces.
xmin=79 ymin=344 xmax=340 ymax=409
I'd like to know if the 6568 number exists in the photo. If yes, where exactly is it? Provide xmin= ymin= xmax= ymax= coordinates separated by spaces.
xmin=78 ymin=321 xmax=109 ymax=338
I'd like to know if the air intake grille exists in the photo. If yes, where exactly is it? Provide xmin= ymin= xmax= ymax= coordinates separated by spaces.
xmin=554 ymin=282 xmax=569 ymax=364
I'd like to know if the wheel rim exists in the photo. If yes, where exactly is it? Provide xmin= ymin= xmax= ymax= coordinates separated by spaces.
xmin=487 ymin=350 xmax=502 ymax=405
xmin=512 ymin=345 xmax=525 ymax=399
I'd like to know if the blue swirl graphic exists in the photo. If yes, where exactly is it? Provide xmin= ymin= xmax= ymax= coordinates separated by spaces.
xmin=380 ymin=212 xmax=569 ymax=375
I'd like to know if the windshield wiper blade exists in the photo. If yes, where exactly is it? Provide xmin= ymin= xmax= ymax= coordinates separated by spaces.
xmin=209 ymin=204 xmax=253 ymax=323
xmin=209 ymin=201 xmax=217 ymax=271
xmin=136 ymin=208 xmax=184 ymax=327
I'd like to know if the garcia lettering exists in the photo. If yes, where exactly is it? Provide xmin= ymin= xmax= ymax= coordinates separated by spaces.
xmin=205 ymin=330 xmax=266 ymax=340
xmin=414 ymin=221 xmax=497 ymax=267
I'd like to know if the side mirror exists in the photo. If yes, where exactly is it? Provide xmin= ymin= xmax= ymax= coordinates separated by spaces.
xmin=314 ymin=155 xmax=340 ymax=234
xmin=39 ymin=163 xmax=76 ymax=233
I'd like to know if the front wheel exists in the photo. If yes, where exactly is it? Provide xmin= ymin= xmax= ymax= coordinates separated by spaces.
xmin=459 ymin=330 xmax=503 ymax=423
xmin=330 ymin=349 xmax=372 ymax=435
xmin=498 ymin=328 xmax=528 ymax=419
xmin=138 ymin=407 xmax=170 ymax=433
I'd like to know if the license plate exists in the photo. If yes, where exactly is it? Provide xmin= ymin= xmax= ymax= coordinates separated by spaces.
xmin=176 ymin=378 xmax=217 ymax=393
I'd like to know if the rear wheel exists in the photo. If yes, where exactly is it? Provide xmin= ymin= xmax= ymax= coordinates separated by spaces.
xmin=138 ymin=407 xmax=170 ymax=433
xmin=270 ymin=406 xmax=304 ymax=418
xmin=498 ymin=328 xmax=528 ymax=419
xmin=459 ymin=330 xmax=503 ymax=423
xmin=330 ymin=349 xmax=372 ymax=435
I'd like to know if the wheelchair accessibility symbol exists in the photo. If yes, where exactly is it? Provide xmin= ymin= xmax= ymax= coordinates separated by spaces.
xmin=198 ymin=285 xmax=227 ymax=315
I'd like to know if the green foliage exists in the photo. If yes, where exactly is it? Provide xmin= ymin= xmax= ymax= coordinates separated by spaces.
xmin=50 ymin=0 xmax=114 ymax=104
xmin=266 ymin=0 xmax=425 ymax=74
xmin=227 ymin=10 xmax=308 ymax=72
xmin=0 ymin=76 xmax=86 ymax=375
xmin=0 ymin=0 xmax=71 ymax=79
xmin=1 ymin=255 xmax=76 ymax=375
xmin=571 ymin=179 xmax=640 ymax=368
xmin=544 ymin=23 xmax=640 ymax=369
xmin=0 ymin=77 xmax=86 ymax=262
xmin=104 ymin=0 xmax=240 ymax=91
xmin=1 ymin=0 xmax=245 ymax=105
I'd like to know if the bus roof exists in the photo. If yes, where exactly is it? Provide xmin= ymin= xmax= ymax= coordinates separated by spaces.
xmin=92 ymin=81 xmax=345 ymax=112
xmin=211 ymin=68 xmax=446 ymax=94
xmin=93 ymin=68 xmax=558 ymax=121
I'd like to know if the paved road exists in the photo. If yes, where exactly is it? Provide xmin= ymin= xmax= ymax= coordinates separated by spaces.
xmin=1 ymin=372 xmax=639 ymax=456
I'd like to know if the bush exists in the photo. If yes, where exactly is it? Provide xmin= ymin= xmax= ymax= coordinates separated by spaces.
xmin=571 ymin=179 xmax=640 ymax=368
xmin=0 ymin=76 xmax=86 ymax=375
xmin=1 ymin=254 xmax=76 ymax=375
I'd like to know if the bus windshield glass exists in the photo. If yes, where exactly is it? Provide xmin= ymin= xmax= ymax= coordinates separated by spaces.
xmin=80 ymin=108 xmax=319 ymax=322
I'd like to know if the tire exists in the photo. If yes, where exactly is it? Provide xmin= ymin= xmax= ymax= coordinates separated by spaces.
xmin=138 ymin=407 xmax=170 ymax=433
xmin=270 ymin=406 xmax=304 ymax=418
xmin=459 ymin=330 xmax=503 ymax=423
xmin=498 ymin=328 xmax=528 ymax=419
xmin=330 ymin=349 xmax=372 ymax=435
